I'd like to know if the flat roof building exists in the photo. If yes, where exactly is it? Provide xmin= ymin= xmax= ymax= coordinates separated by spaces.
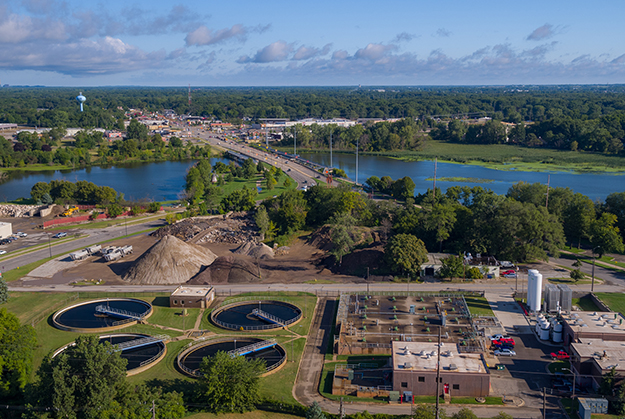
xmin=391 ymin=341 xmax=490 ymax=398
xmin=570 ymin=338 xmax=625 ymax=390
xmin=169 ymin=286 xmax=214 ymax=309
xmin=562 ymin=311 xmax=625 ymax=345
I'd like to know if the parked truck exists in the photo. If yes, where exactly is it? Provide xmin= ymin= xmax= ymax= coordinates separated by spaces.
xmin=69 ymin=249 xmax=89 ymax=261
xmin=120 ymin=245 xmax=133 ymax=255
xmin=86 ymin=244 xmax=101 ymax=254
xmin=104 ymin=249 xmax=123 ymax=262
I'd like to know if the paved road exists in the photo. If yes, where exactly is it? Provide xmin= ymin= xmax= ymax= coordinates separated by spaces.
xmin=1 ymin=217 xmax=166 ymax=273
xmin=192 ymin=130 xmax=323 ymax=189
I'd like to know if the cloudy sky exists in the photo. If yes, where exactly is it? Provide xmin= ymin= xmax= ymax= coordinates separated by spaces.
xmin=2 ymin=0 xmax=625 ymax=86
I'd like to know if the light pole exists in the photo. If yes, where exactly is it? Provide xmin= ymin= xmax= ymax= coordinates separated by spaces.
xmin=46 ymin=232 xmax=52 ymax=258
xmin=562 ymin=367 xmax=577 ymax=398
xmin=591 ymin=246 xmax=601 ymax=293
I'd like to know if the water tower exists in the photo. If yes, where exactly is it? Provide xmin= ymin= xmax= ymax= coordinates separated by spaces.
xmin=76 ymin=92 xmax=86 ymax=112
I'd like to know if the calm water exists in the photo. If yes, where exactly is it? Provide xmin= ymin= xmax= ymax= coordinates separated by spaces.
xmin=298 ymin=152 xmax=625 ymax=201
xmin=0 ymin=158 xmax=228 ymax=202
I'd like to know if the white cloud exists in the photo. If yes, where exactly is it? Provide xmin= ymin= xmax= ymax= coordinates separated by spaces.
xmin=0 ymin=13 xmax=66 ymax=43
xmin=434 ymin=28 xmax=451 ymax=38
xmin=186 ymin=24 xmax=248 ymax=47
xmin=292 ymin=44 xmax=331 ymax=60
xmin=237 ymin=41 xmax=293 ymax=63
xmin=353 ymin=43 xmax=397 ymax=62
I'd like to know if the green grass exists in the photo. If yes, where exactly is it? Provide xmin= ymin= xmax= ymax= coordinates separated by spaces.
xmin=572 ymin=295 xmax=601 ymax=311
xmin=595 ymin=293 xmax=625 ymax=314
xmin=4 ymin=292 xmax=77 ymax=324
xmin=464 ymin=296 xmax=494 ymax=317
xmin=548 ymin=360 xmax=571 ymax=374
xmin=47 ymin=213 xmax=165 ymax=231
xmin=146 ymin=297 xmax=201 ymax=331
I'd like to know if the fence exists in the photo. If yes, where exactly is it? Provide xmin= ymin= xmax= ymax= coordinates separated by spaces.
xmin=43 ymin=211 xmax=132 ymax=228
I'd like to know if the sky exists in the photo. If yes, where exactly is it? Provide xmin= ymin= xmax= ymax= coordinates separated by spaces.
xmin=2 ymin=0 xmax=625 ymax=86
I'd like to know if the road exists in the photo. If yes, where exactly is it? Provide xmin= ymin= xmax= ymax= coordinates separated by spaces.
xmin=1 ymin=217 xmax=166 ymax=273
xmin=191 ymin=129 xmax=323 ymax=189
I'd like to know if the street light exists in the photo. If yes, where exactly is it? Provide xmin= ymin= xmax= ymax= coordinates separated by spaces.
xmin=46 ymin=232 xmax=52 ymax=258
xmin=562 ymin=367 xmax=577 ymax=398
xmin=591 ymin=246 xmax=601 ymax=293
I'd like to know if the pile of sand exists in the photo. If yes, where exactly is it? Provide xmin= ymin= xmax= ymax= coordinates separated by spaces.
xmin=233 ymin=242 xmax=274 ymax=259
xmin=188 ymin=255 xmax=261 ymax=284
xmin=122 ymin=235 xmax=217 ymax=285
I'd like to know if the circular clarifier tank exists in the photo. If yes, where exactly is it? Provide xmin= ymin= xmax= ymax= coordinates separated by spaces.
xmin=211 ymin=300 xmax=302 ymax=330
xmin=177 ymin=337 xmax=286 ymax=377
xmin=53 ymin=334 xmax=166 ymax=375
xmin=53 ymin=298 xmax=153 ymax=332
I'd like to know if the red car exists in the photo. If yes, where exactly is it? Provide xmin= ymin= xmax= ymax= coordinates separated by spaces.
xmin=551 ymin=350 xmax=570 ymax=360
xmin=493 ymin=338 xmax=515 ymax=347
xmin=501 ymin=270 xmax=516 ymax=275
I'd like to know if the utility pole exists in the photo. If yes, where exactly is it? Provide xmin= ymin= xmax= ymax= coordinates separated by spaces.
xmin=542 ymin=388 xmax=546 ymax=419
xmin=330 ymin=132 xmax=333 ymax=168
xmin=435 ymin=326 xmax=441 ymax=419
xmin=340 ymin=397 xmax=345 ymax=419
xmin=545 ymin=174 xmax=551 ymax=209
xmin=433 ymin=158 xmax=438 ymax=201
xmin=355 ymin=137 xmax=359 ymax=186
xmin=265 ymin=126 xmax=268 ymax=148
xmin=294 ymin=128 xmax=297 ymax=155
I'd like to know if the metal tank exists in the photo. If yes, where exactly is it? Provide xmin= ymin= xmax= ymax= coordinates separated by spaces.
xmin=552 ymin=322 xmax=563 ymax=343
xmin=527 ymin=269 xmax=543 ymax=312
xmin=539 ymin=319 xmax=551 ymax=340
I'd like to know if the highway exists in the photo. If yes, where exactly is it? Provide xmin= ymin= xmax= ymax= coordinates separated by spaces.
xmin=191 ymin=128 xmax=325 ymax=189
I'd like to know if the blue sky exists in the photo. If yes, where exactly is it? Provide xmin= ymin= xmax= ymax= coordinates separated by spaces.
xmin=2 ymin=0 xmax=625 ymax=86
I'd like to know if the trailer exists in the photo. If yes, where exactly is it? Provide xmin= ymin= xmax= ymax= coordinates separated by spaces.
xmin=86 ymin=244 xmax=102 ymax=254
xmin=120 ymin=245 xmax=133 ymax=255
xmin=99 ymin=246 xmax=116 ymax=256
xmin=70 ymin=249 xmax=89 ymax=261
xmin=104 ymin=250 xmax=123 ymax=262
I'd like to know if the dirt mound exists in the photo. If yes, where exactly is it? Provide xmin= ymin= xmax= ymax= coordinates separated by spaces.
xmin=307 ymin=226 xmax=333 ymax=250
xmin=151 ymin=212 xmax=259 ymax=244
xmin=233 ymin=242 xmax=274 ymax=259
xmin=188 ymin=255 xmax=261 ymax=284
xmin=122 ymin=235 xmax=217 ymax=285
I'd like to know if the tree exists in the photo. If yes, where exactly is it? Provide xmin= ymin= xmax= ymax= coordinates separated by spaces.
xmin=422 ymin=203 xmax=457 ymax=252
xmin=30 ymin=182 xmax=51 ymax=202
xmin=306 ymin=401 xmax=326 ymax=419
xmin=148 ymin=201 xmax=161 ymax=212
xmin=0 ymin=308 xmax=36 ymax=399
xmin=590 ymin=213 xmax=625 ymax=257
xmin=220 ymin=187 xmax=257 ymax=212
xmin=329 ymin=213 xmax=356 ymax=264
xmin=0 ymin=278 xmax=7 ymax=304
xmin=197 ymin=351 xmax=266 ymax=413
xmin=107 ymin=203 xmax=124 ymax=218
xmin=385 ymin=233 xmax=428 ymax=279
xmin=600 ymin=367 xmax=616 ymax=396
xmin=265 ymin=190 xmax=308 ymax=235
xmin=615 ymin=383 xmax=625 ymax=415
xmin=438 ymin=255 xmax=464 ymax=279
xmin=452 ymin=408 xmax=478 ymax=419
xmin=570 ymin=269 xmax=585 ymax=280
xmin=283 ymin=177 xmax=292 ymax=189
xmin=563 ymin=193 xmax=596 ymax=248
xmin=391 ymin=176 xmax=416 ymax=201
xmin=254 ymin=206 xmax=270 ymax=238
xmin=242 ymin=158 xmax=257 ymax=179
xmin=126 ymin=119 xmax=148 ymax=140
xmin=492 ymin=413 xmax=514 ymax=419
xmin=265 ymin=172 xmax=276 ymax=190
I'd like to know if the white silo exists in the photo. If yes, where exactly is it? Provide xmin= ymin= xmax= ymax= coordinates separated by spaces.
xmin=527 ymin=269 xmax=543 ymax=312
xmin=539 ymin=319 xmax=551 ymax=340
xmin=552 ymin=322 xmax=563 ymax=343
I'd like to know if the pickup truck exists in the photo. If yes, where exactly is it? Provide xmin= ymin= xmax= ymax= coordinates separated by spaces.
xmin=551 ymin=350 xmax=570 ymax=360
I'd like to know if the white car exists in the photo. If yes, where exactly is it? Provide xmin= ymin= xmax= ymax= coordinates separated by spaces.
xmin=495 ymin=349 xmax=516 ymax=356
xmin=490 ymin=334 xmax=506 ymax=341
xmin=16 ymin=232 xmax=27 ymax=237
xmin=0 ymin=250 xmax=6 ymax=255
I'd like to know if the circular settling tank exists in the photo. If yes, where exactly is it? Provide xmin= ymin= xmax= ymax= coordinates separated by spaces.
xmin=53 ymin=334 xmax=166 ymax=375
xmin=53 ymin=298 xmax=153 ymax=332
xmin=211 ymin=300 xmax=302 ymax=330
xmin=177 ymin=337 xmax=286 ymax=377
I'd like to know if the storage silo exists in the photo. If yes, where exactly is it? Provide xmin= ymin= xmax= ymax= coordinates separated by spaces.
xmin=539 ymin=319 xmax=551 ymax=340
xmin=527 ymin=269 xmax=543 ymax=312
xmin=552 ymin=322 xmax=563 ymax=343
xmin=558 ymin=284 xmax=573 ymax=312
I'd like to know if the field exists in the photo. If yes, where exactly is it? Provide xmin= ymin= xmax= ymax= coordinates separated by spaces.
xmin=464 ymin=296 xmax=494 ymax=317
xmin=6 ymin=291 xmax=316 ymax=406
xmin=594 ymin=293 xmax=625 ymax=313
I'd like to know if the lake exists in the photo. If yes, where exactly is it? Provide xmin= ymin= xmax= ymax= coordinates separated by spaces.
xmin=297 ymin=152 xmax=625 ymax=201
xmin=0 ymin=159 xmax=228 ymax=202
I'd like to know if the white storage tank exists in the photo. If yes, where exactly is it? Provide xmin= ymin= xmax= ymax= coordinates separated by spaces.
xmin=552 ymin=322 xmax=563 ymax=343
xmin=527 ymin=269 xmax=543 ymax=312
xmin=539 ymin=320 xmax=551 ymax=340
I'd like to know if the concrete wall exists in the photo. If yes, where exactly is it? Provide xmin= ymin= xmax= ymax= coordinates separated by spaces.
xmin=393 ymin=370 xmax=490 ymax=397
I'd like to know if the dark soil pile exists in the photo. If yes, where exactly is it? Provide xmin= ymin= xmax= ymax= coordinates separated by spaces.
xmin=188 ymin=255 xmax=261 ymax=284
xmin=151 ymin=212 xmax=259 ymax=244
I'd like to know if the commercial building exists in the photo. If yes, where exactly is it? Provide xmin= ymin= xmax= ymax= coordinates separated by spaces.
xmin=570 ymin=339 xmax=625 ymax=390
xmin=561 ymin=311 xmax=625 ymax=345
xmin=0 ymin=222 xmax=12 ymax=238
xmin=169 ymin=286 xmax=214 ymax=309
xmin=391 ymin=341 xmax=490 ymax=397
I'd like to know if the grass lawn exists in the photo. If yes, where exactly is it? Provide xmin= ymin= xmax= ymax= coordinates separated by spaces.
xmin=47 ymin=213 xmax=165 ymax=231
xmin=548 ymin=360 xmax=571 ymax=374
xmin=146 ymin=296 xmax=201 ymax=331
xmin=186 ymin=411 xmax=302 ymax=419
xmin=464 ymin=296 xmax=494 ymax=317
xmin=572 ymin=295 xmax=601 ymax=312
xmin=595 ymin=293 xmax=625 ymax=314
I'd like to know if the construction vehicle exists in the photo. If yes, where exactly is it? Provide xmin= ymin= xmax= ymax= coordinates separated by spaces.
xmin=61 ymin=206 xmax=79 ymax=217
xmin=70 ymin=249 xmax=89 ymax=261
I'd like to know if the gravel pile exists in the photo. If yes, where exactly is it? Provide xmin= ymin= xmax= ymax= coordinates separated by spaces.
xmin=0 ymin=204 xmax=45 ymax=217
xmin=151 ymin=212 xmax=259 ymax=244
